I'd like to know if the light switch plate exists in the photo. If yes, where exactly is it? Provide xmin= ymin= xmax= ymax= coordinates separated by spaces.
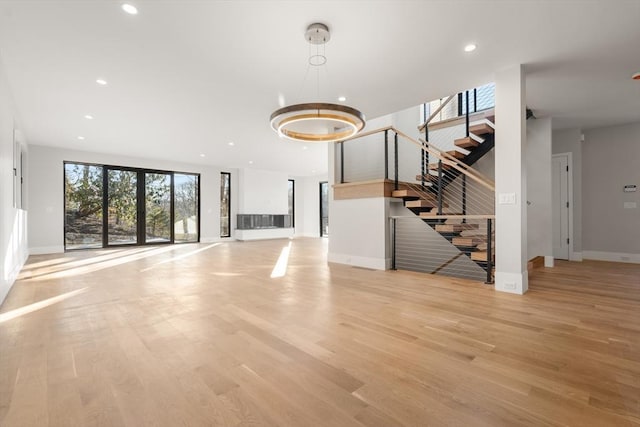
xmin=498 ymin=193 xmax=517 ymax=205
xmin=624 ymin=202 xmax=637 ymax=209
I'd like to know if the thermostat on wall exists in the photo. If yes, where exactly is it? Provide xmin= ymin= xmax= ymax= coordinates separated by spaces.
xmin=624 ymin=185 xmax=637 ymax=192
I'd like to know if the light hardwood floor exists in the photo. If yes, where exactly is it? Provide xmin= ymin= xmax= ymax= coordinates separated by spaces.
xmin=1 ymin=238 xmax=639 ymax=426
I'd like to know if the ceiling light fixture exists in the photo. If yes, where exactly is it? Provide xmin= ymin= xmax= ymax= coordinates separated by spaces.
xmin=96 ymin=79 xmax=107 ymax=85
xmin=84 ymin=115 xmax=93 ymax=120
xmin=270 ymin=23 xmax=365 ymax=143
xmin=200 ymin=154 xmax=205 ymax=157
xmin=464 ymin=43 xmax=477 ymax=52
xmin=121 ymin=4 xmax=138 ymax=15
xmin=338 ymin=96 xmax=346 ymax=102
xmin=77 ymin=136 xmax=85 ymax=140
xmin=228 ymin=141 xmax=235 ymax=146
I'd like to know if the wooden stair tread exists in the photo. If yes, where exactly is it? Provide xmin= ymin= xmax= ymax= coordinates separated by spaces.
xmin=405 ymin=199 xmax=438 ymax=208
xmin=469 ymin=123 xmax=494 ymax=135
xmin=447 ymin=150 xmax=466 ymax=159
xmin=392 ymin=189 xmax=425 ymax=199
xmin=435 ymin=223 xmax=479 ymax=232
xmin=452 ymin=236 xmax=486 ymax=246
xmin=454 ymin=137 xmax=479 ymax=149
xmin=428 ymin=163 xmax=453 ymax=170
xmin=471 ymin=251 xmax=495 ymax=262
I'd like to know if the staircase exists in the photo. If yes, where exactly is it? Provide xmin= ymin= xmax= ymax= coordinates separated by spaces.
xmin=391 ymin=91 xmax=496 ymax=282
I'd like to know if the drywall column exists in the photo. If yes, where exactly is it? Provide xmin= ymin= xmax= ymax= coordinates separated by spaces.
xmin=526 ymin=117 xmax=554 ymax=267
xmin=494 ymin=64 xmax=528 ymax=294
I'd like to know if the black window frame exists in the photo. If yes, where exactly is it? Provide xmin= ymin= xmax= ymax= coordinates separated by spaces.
xmin=220 ymin=172 xmax=231 ymax=238
xmin=63 ymin=160 xmax=200 ymax=251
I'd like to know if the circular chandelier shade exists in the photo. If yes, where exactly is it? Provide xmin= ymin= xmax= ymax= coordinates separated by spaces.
xmin=270 ymin=23 xmax=366 ymax=143
xmin=270 ymin=103 xmax=366 ymax=143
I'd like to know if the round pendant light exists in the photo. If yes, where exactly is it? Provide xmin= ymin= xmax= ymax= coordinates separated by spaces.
xmin=270 ymin=23 xmax=366 ymax=143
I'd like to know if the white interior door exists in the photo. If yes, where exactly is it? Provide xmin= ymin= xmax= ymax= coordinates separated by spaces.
xmin=552 ymin=154 xmax=570 ymax=259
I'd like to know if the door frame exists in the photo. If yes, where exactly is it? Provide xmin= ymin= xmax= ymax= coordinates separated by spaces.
xmin=552 ymin=152 xmax=575 ymax=261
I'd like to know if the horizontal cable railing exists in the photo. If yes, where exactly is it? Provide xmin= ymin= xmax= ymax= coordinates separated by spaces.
xmin=391 ymin=215 xmax=494 ymax=283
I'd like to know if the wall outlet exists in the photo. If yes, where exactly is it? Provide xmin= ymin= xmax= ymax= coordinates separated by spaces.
xmin=504 ymin=282 xmax=516 ymax=290
xmin=623 ymin=202 xmax=637 ymax=209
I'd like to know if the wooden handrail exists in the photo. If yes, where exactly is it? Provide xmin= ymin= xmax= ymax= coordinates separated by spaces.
xmin=335 ymin=124 xmax=495 ymax=192
xmin=340 ymin=126 xmax=393 ymax=143
xmin=391 ymin=127 xmax=495 ymax=192
xmin=418 ymin=94 xmax=456 ymax=132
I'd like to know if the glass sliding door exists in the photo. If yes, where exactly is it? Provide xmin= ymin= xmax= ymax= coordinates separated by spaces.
xmin=107 ymin=168 xmax=138 ymax=245
xmin=145 ymin=172 xmax=172 ymax=243
xmin=64 ymin=163 xmax=200 ymax=250
xmin=174 ymin=173 xmax=199 ymax=242
xmin=64 ymin=162 xmax=104 ymax=249
xmin=320 ymin=181 xmax=329 ymax=237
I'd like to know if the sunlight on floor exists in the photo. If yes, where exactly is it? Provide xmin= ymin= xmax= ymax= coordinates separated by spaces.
xmin=25 ymin=245 xmax=180 ymax=281
xmin=139 ymin=243 xmax=220 ymax=272
xmin=270 ymin=241 xmax=292 ymax=278
xmin=0 ymin=287 xmax=88 ymax=323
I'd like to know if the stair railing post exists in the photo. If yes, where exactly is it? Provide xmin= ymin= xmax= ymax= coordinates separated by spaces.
xmin=437 ymin=160 xmax=443 ymax=215
xmin=340 ymin=141 xmax=345 ymax=184
xmin=462 ymin=174 xmax=467 ymax=223
xmin=485 ymin=218 xmax=493 ymax=284
xmin=384 ymin=130 xmax=389 ymax=180
xmin=394 ymin=132 xmax=399 ymax=190
xmin=420 ymin=141 xmax=425 ymax=189
xmin=465 ymin=90 xmax=470 ymax=137
xmin=391 ymin=217 xmax=397 ymax=270
xmin=424 ymin=125 xmax=429 ymax=169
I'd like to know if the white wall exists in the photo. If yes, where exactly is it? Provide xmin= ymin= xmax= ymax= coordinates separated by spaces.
xmin=328 ymin=197 xmax=391 ymax=269
xmin=526 ymin=117 xmax=553 ymax=262
xmin=238 ymin=168 xmax=288 ymax=214
xmin=552 ymin=128 xmax=582 ymax=258
xmin=0 ymin=59 xmax=29 ymax=304
xmin=28 ymin=145 xmax=237 ymax=253
xmin=582 ymin=122 xmax=640 ymax=262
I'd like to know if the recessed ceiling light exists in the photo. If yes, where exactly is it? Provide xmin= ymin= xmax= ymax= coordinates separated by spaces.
xmin=228 ymin=141 xmax=235 ymax=146
xmin=77 ymin=136 xmax=85 ymax=140
xmin=84 ymin=115 xmax=94 ymax=120
xmin=96 ymin=79 xmax=107 ymax=86
xmin=338 ymin=96 xmax=346 ymax=102
xmin=121 ymin=4 xmax=138 ymax=15
xmin=312 ymin=169 xmax=317 ymax=173
xmin=633 ymin=72 xmax=640 ymax=80
xmin=464 ymin=44 xmax=477 ymax=53
xmin=302 ymin=146 xmax=308 ymax=150
xmin=200 ymin=154 xmax=205 ymax=157
xmin=248 ymin=160 xmax=254 ymax=164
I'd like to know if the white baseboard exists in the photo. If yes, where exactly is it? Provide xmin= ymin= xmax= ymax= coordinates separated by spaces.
xmin=494 ymin=270 xmax=528 ymax=295
xmin=583 ymin=251 xmax=640 ymax=264
xmin=30 ymin=246 xmax=64 ymax=255
xmin=570 ymin=252 xmax=583 ymax=261
xmin=327 ymin=252 xmax=388 ymax=270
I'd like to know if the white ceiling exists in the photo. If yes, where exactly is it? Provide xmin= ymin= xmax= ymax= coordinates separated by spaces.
xmin=0 ymin=1 xmax=639 ymax=176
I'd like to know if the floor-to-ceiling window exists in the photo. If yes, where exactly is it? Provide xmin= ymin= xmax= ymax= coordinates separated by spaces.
xmin=319 ymin=181 xmax=329 ymax=237
xmin=288 ymin=179 xmax=295 ymax=229
xmin=64 ymin=162 xmax=200 ymax=250
xmin=220 ymin=172 xmax=231 ymax=238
